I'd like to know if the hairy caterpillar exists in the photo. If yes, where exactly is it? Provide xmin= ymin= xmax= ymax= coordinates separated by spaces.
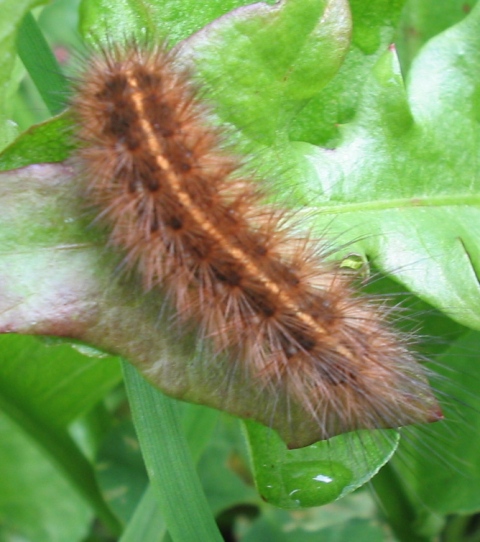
xmin=68 ymin=39 xmax=442 ymax=447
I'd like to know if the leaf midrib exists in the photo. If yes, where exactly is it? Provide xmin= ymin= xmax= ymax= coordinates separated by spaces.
xmin=315 ymin=194 xmax=480 ymax=214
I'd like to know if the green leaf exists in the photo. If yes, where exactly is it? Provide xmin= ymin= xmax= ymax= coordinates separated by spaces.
xmin=289 ymin=0 xmax=407 ymax=147
xmin=396 ymin=0 xmax=478 ymax=73
xmin=392 ymin=330 xmax=480 ymax=515
xmin=78 ymin=0 xmax=258 ymax=44
xmin=188 ymin=0 xmax=351 ymax=144
xmin=0 ymin=335 xmax=121 ymax=429
xmin=0 ymin=412 xmax=92 ymax=542
xmin=245 ymin=421 xmax=398 ymax=509
xmin=299 ymin=7 xmax=480 ymax=329
xmin=0 ymin=113 xmax=73 ymax=171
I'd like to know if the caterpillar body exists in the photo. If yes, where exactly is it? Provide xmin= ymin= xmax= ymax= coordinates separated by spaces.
xmin=70 ymin=41 xmax=441 ymax=446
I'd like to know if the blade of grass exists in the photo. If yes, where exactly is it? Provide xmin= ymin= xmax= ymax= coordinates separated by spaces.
xmin=16 ymin=11 xmax=68 ymax=115
xmin=121 ymin=485 xmax=167 ymax=542
xmin=120 ymin=404 xmax=219 ymax=542
xmin=122 ymin=361 xmax=224 ymax=542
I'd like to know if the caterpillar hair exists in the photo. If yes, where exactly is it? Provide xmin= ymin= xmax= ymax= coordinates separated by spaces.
xmin=68 ymin=39 xmax=442 ymax=447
